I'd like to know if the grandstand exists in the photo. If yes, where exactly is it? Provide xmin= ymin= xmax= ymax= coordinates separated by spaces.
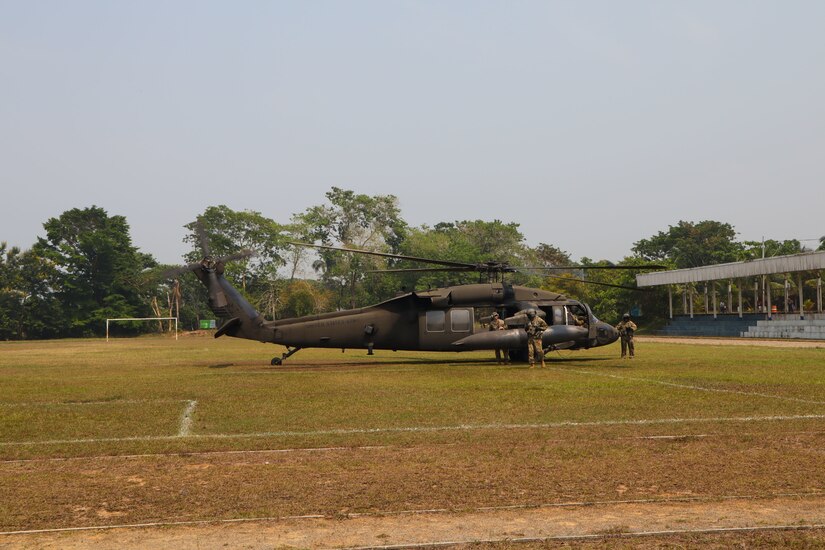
xmin=639 ymin=251 xmax=825 ymax=339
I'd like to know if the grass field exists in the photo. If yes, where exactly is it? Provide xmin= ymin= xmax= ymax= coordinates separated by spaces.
xmin=1 ymin=334 xmax=825 ymax=547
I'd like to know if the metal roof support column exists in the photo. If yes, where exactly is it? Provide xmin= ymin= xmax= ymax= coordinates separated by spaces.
xmin=761 ymin=276 xmax=766 ymax=314
xmin=668 ymin=285 xmax=673 ymax=319
xmin=818 ymin=276 xmax=822 ymax=313
xmin=738 ymin=281 xmax=743 ymax=319
xmin=767 ymin=277 xmax=772 ymax=320
xmin=784 ymin=276 xmax=790 ymax=314
xmin=754 ymin=280 xmax=759 ymax=314
xmin=712 ymin=283 xmax=718 ymax=319
xmin=689 ymin=285 xmax=694 ymax=318
xmin=727 ymin=282 xmax=733 ymax=315
xmin=704 ymin=284 xmax=709 ymax=313
xmin=682 ymin=284 xmax=688 ymax=314
xmin=798 ymin=273 xmax=804 ymax=320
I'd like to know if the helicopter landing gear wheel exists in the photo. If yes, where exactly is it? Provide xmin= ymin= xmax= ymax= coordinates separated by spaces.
xmin=271 ymin=346 xmax=301 ymax=366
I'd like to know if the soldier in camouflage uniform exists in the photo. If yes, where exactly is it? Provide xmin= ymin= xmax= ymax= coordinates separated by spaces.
xmin=615 ymin=313 xmax=637 ymax=358
xmin=524 ymin=309 xmax=548 ymax=368
xmin=489 ymin=312 xmax=509 ymax=364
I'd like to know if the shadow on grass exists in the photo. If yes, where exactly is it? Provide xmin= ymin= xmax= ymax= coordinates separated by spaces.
xmin=547 ymin=355 xmax=636 ymax=368
xmin=193 ymin=352 xmax=622 ymax=374
xmin=216 ymin=355 xmax=619 ymax=373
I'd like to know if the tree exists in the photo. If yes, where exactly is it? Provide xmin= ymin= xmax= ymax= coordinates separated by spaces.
xmin=184 ymin=205 xmax=287 ymax=292
xmin=33 ymin=206 xmax=156 ymax=336
xmin=431 ymin=220 xmax=526 ymax=263
xmin=13 ymin=249 xmax=65 ymax=339
xmin=0 ymin=243 xmax=24 ymax=339
xmin=171 ymin=273 xmax=211 ymax=331
xmin=278 ymin=280 xmax=332 ymax=318
xmin=529 ymin=243 xmax=572 ymax=267
xmin=541 ymin=256 xmax=668 ymax=325
xmin=397 ymin=220 xmax=539 ymax=290
xmin=295 ymin=187 xmax=407 ymax=308
xmin=632 ymin=220 xmax=741 ymax=268
xmin=739 ymin=239 xmax=804 ymax=261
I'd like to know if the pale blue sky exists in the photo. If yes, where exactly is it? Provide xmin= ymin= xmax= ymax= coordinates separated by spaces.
xmin=2 ymin=1 xmax=824 ymax=264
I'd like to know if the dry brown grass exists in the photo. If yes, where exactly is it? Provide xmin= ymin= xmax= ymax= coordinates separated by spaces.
xmin=1 ymin=335 xmax=824 ymax=546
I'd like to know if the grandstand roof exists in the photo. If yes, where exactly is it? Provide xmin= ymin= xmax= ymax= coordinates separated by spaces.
xmin=636 ymin=251 xmax=825 ymax=287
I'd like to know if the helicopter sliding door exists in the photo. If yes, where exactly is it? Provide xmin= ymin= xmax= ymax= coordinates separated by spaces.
xmin=419 ymin=307 xmax=474 ymax=351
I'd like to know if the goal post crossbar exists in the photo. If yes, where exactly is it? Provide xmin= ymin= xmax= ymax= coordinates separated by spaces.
xmin=106 ymin=317 xmax=178 ymax=342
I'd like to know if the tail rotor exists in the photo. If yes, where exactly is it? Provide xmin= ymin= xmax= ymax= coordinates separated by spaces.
xmin=162 ymin=219 xmax=256 ymax=280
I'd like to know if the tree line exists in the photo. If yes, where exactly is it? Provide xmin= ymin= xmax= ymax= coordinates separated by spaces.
xmin=2 ymin=189 xmax=823 ymax=340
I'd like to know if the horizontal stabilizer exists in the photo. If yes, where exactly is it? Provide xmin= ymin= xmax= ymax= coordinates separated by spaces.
xmin=215 ymin=317 xmax=242 ymax=338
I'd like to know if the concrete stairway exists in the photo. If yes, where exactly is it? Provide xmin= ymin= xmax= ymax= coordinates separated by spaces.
xmin=742 ymin=314 xmax=825 ymax=339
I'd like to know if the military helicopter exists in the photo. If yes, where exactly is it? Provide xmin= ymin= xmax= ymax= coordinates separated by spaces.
xmin=167 ymin=232 xmax=658 ymax=365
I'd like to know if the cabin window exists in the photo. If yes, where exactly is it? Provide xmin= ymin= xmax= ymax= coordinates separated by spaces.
xmin=450 ymin=308 xmax=472 ymax=332
xmin=426 ymin=310 xmax=446 ymax=332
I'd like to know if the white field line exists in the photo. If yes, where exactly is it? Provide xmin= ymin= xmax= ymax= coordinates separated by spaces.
xmin=334 ymin=524 xmax=825 ymax=550
xmin=0 ymin=399 xmax=189 ymax=407
xmin=0 ymin=514 xmax=326 ymax=536
xmin=0 ymin=398 xmax=197 ymax=447
xmin=1 ymin=492 xmax=824 ymax=537
xmin=7 ymin=429 xmax=825 ymax=464
xmin=3 ymin=414 xmax=825 ymax=447
xmin=0 ymin=445 xmax=393 ymax=464
xmin=178 ymin=400 xmax=197 ymax=437
xmin=344 ymin=491 xmax=825 ymax=517
xmin=7 ymin=429 xmax=825 ymax=465
xmin=551 ymin=367 xmax=825 ymax=405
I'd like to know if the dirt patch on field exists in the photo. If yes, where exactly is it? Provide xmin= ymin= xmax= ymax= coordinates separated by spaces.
xmin=637 ymin=336 xmax=825 ymax=348
xmin=3 ymin=495 xmax=825 ymax=549
xmin=3 ymin=429 xmax=825 ymax=533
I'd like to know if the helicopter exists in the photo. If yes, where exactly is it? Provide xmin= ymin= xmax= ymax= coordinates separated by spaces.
xmin=167 ymin=234 xmax=659 ymax=365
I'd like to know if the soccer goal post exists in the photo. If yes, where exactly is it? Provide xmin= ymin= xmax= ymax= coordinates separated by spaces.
xmin=106 ymin=317 xmax=178 ymax=342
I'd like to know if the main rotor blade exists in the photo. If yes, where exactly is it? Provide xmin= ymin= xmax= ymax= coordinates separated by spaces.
xmin=194 ymin=219 xmax=211 ymax=258
xmin=366 ymin=266 xmax=477 ymax=274
xmin=516 ymin=264 xmax=668 ymax=271
xmin=216 ymin=249 xmax=256 ymax=263
xmin=160 ymin=250 xmax=256 ymax=279
xmin=288 ymin=241 xmax=475 ymax=268
xmin=542 ymin=274 xmax=650 ymax=292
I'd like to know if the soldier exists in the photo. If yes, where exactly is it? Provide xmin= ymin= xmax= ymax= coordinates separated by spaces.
xmin=489 ymin=312 xmax=509 ymax=364
xmin=568 ymin=310 xmax=586 ymax=327
xmin=524 ymin=309 xmax=548 ymax=368
xmin=615 ymin=313 xmax=637 ymax=359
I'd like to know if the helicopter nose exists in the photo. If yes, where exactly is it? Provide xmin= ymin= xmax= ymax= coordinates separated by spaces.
xmin=595 ymin=322 xmax=619 ymax=345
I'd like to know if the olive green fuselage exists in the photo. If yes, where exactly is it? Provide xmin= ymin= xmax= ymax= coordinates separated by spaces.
xmin=198 ymin=277 xmax=619 ymax=354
